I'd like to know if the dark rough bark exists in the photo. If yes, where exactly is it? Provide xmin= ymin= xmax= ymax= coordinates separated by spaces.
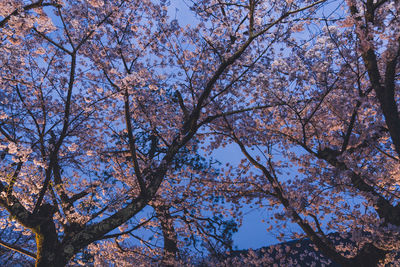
xmin=346 ymin=243 xmax=387 ymax=267
xmin=363 ymin=48 xmax=400 ymax=157
xmin=155 ymin=205 xmax=178 ymax=267
xmin=33 ymin=204 xmax=68 ymax=267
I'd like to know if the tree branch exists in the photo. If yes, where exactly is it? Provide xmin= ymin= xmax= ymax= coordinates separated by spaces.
xmin=0 ymin=239 xmax=36 ymax=259
xmin=123 ymin=88 xmax=146 ymax=194
xmin=0 ymin=1 xmax=61 ymax=29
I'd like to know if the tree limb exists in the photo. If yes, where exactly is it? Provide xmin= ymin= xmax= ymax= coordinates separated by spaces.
xmin=0 ymin=239 xmax=36 ymax=259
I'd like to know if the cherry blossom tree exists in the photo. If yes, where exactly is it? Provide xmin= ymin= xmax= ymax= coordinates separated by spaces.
xmin=0 ymin=0 xmax=326 ymax=266
xmin=211 ymin=0 xmax=400 ymax=266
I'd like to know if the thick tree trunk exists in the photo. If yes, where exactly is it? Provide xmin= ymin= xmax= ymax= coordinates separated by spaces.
xmin=155 ymin=205 xmax=178 ymax=267
xmin=346 ymin=243 xmax=387 ymax=267
xmin=35 ymin=232 xmax=67 ymax=267
xmin=33 ymin=204 xmax=68 ymax=267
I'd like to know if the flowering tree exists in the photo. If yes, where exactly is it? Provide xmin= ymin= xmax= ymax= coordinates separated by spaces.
xmin=0 ymin=0 xmax=326 ymax=266
xmin=212 ymin=0 xmax=400 ymax=266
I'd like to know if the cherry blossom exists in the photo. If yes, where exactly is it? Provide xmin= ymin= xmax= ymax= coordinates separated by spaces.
xmin=2 ymin=0 xmax=397 ymax=266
